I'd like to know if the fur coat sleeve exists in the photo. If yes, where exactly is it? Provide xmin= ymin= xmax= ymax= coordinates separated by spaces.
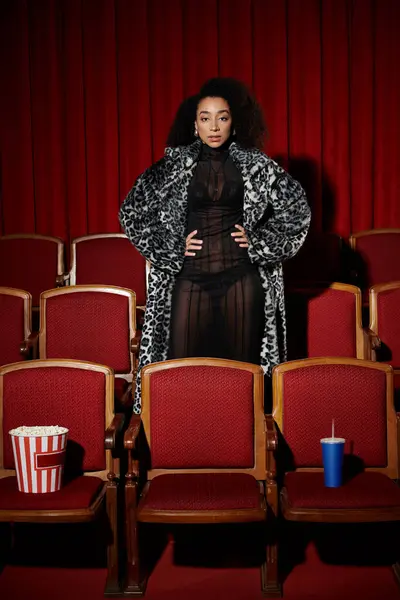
xmin=245 ymin=160 xmax=311 ymax=267
xmin=119 ymin=159 xmax=186 ymax=275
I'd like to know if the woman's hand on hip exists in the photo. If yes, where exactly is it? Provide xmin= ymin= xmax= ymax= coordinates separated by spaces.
xmin=231 ymin=224 xmax=249 ymax=248
xmin=185 ymin=230 xmax=203 ymax=256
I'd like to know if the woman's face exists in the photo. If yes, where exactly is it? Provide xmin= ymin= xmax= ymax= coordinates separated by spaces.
xmin=195 ymin=96 xmax=232 ymax=148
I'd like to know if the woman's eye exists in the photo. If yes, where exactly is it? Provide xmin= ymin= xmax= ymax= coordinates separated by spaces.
xmin=200 ymin=117 xmax=208 ymax=122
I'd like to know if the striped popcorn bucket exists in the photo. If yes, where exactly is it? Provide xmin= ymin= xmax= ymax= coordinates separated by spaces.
xmin=9 ymin=426 xmax=69 ymax=494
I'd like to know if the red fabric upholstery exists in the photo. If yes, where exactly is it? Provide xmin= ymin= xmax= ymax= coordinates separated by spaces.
xmin=0 ymin=238 xmax=60 ymax=306
xmin=307 ymin=289 xmax=357 ymax=357
xmin=355 ymin=233 xmax=400 ymax=288
xmin=142 ymin=473 xmax=260 ymax=511
xmin=149 ymin=366 xmax=254 ymax=469
xmin=75 ymin=237 xmax=146 ymax=306
xmin=2 ymin=367 xmax=106 ymax=471
xmin=0 ymin=293 xmax=26 ymax=365
xmin=282 ymin=364 xmax=387 ymax=467
xmin=376 ymin=287 xmax=400 ymax=367
xmin=284 ymin=471 xmax=400 ymax=509
xmin=286 ymin=288 xmax=357 ymax=360
xmin=0 ymin=475 xmax=104 ymax=510
xmin=44 ymin=291 xmax=131 ymax=372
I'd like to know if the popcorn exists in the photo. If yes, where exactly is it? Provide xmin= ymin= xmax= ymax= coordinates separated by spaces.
xmin=9 ymin=425 xmax=68 ymax=437
xmin=9 ymin=426 xmax=69 ymax=493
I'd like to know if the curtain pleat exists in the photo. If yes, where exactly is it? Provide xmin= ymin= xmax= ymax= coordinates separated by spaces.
xmin=182 ymin=0 xmax=219 ymax=97
xmin=374 ymin=0 xmax=400 ymax=228
xmin=28 ymin=0 xmax=68 ymax=240
xmin=148 ymin=0 xmax=184 ymax=160
xmin=218 ymin=0 xmax=253 ymax=87
xmin=349 ymin=0 xmax=374 ymax=232
xmin=287 ymin=0 xmax=322 ymax=232
xmin=62 ymin=0 xmax=89 ymax=240
xmin=253 ymin=0 xmax=288 ymax=163
xmin=82 ymin=0 xmax=119 ymax=233
xmin=0 ymin=0 xmax=35 ymax=234
xmin=1 ymin=0 xmax=399 ymax=241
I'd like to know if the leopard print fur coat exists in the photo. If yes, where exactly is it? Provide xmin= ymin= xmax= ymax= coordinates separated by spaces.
xmin=120 ymin=139 xmax=311 ymax=413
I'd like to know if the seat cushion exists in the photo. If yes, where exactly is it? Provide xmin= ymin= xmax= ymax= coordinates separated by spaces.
xmin=0 ymin=476 xmax=104 ymax=511
xmin=284 ymin=471 xmax=400 ymax=509
xmin=141 ymin=473 xmax=261 ymax=511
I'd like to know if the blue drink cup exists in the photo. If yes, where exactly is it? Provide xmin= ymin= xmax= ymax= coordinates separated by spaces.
xmin=320 ymin=437 xmax=345 ymax=487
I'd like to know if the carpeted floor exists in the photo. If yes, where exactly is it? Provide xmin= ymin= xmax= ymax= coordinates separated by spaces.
xmin=1 ymin=522 xmax=400 ymax=600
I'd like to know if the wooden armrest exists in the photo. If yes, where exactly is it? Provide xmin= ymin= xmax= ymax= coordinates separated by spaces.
xmin=119 ymin=382 xmax=133 ymax=408
xmin=20 ymin=332 xmax=39 ymax=357
xmin=105 ymin=413 xmax=126 ymax=450
xmin=363 ymin=328 xmax=381 ymax=361
xmin=265 ymin=415 xmax=278 ymax=481
xmin=365 ymin=328 xmax=381 ymax=350
xmin=265 ymin=415 xmax=278 ymax=452
xmin=56 ymin=273 xmax=70 ymax=287
xmin=124 ymin=415 xmax=141 ymax=450
xmin=131 ymin=334 xmax=141 ymax=355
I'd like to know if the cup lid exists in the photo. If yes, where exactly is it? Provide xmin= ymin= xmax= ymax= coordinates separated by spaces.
xmin=320 ymin=437 xmax=345 ymax=443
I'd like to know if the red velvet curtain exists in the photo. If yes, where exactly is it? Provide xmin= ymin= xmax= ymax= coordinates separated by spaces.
xmin=1 ymin=0 xmax=399 ymax=242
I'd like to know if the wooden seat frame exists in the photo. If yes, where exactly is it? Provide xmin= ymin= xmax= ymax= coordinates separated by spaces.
xmin=123 ymin=358 xmax=281 ymax=597
xmin=369 ymin=281 xmax=400 ymax=383
xmin=0 ymin=287 xmax=37 ymax=361
xmin=69 ymin=233 xmax=147 ymax=313
xmin=37 ymin=285 xmax=140 ymax=402
xmin=286 ymin=282 xmax=377 ymax=360
xmin=349 ymin=229 xmax=400 ymax=301
xmin=0 ymin=233 xmax=67 ymax=300
xmin=0 ymin=359 xmax=125 ymax=595
xmin=349 ymin=228 xmax=400 ymax=248
xmin=272 ymin=357 xmax=399 ymax=522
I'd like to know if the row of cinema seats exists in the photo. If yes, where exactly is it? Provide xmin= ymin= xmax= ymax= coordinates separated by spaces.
xmin=1 ymin=356 xmax=400 ymax=596
xmin=0 ymin=233 xmax=147 ymax=327
xmin=0 ymin=285 xmax=140 ymax=409
xmin=1 ymin=280 xmax=399 ymax=408
xmin=285 ymin=282 xmax=400 ymax=406
xmin=284 ymin=228 xmax=400 ymax=302
xmin=0 ymin=229 xmax=399 ymax=595
xmin=1 ymin=228 xmax=400 ymax=317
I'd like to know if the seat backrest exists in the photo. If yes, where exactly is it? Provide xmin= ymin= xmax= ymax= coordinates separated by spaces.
xmin=0 ymin=288 xmax=32 ymax=365
xmin=39 ymin=285 xmax=136 ymax=375
xmin=141 ymin=358 xmax=266 ymax=479
xmin=0 ymin=235 xmax=64 ymax=306
xmin=272 ymin=358 xmax=396 ymax=477
xmin=349 ymin=229 xmax=400 ymax=289
xmin=0 ymin=359 xmax=114 ymax=475
xmin=70 ymin=234 xmax=146 ymax=307
xmin=286 ymin=283 xmax=364 ymax=360
xmin=370 ymin=282 xmax=400 ymax=368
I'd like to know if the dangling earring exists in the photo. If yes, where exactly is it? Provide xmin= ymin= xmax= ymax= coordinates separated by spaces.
xmin=233 ymin=128 xmax=236 ymax=136
xmin=194 ymin=129 xmax=198 ymax=137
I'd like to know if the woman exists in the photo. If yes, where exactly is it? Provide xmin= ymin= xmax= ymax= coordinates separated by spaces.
xmin=120 ymin=78 xmax=311 ymax=414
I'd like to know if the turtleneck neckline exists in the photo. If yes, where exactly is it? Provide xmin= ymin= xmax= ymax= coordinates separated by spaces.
xmin=200 ymin=138 xmax=232 ymax=159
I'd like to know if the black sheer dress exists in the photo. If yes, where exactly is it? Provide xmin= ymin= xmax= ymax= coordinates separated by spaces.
xmin=168 ymin=142 xmax=265 ymax=364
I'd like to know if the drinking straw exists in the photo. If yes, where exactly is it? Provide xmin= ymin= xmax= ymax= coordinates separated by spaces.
xmin=332 ymin=418 xmax=335 ymax=439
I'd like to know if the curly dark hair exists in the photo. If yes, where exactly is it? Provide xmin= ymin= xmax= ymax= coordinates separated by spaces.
xmin=166 ymin=77 xmax=267 ymax=149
